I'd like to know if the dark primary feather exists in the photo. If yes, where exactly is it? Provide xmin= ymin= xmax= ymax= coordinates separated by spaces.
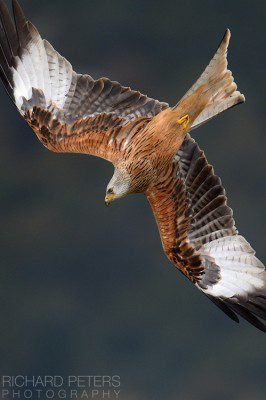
xmin=0 ymin=1 xmax=17 ymax=98
xmin=205 ymin=294 xmax=239 ymax=324
xmin=225 ymin=301 xmax=266 ymax=332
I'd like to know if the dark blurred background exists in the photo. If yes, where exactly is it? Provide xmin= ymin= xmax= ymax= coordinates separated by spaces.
xmin=0 ymin=0 xmax=265 ymax=399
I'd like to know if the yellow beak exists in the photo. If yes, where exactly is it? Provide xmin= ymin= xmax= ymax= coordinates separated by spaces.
xmin=105 ymin=194 xmax=115 ymax=206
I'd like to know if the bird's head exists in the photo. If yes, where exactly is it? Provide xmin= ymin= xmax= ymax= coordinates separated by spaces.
xmin=105 ymin=166 xmax=131 ymax=206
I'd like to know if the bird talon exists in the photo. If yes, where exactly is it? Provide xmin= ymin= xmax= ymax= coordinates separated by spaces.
xmin=177 ymin=114 xmax=190 ymax=129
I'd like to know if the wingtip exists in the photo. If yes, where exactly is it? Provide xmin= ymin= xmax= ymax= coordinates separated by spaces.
xmin=12 ymin=0 xmax=18 ymax=12
xmin=226 ymin=301 xmax=266 ymax=333
xmin=12 ymin=0 xmax=26 ymax=22
xmin=12 ymin=0 xmax=19 ymax=8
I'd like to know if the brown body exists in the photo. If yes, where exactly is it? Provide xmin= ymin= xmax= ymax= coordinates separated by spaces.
xmin=118 ymin=86 xmax=209 ymax=194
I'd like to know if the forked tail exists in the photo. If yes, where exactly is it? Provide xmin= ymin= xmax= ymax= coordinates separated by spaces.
xmin=175 ymin=29 xmax=245 ymax=130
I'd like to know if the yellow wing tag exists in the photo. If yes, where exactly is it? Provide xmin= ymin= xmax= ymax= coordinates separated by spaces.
xmin=177 ymin=114 xmax=190 ymax=129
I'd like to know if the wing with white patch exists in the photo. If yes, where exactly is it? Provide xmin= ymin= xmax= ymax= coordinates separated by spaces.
xmin=147 ymin=134 xmax=266 ymax=332
xmin=0 ymin=0 xmax=167 ymax=160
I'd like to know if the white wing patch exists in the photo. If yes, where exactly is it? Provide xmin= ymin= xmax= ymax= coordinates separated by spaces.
xmin=12 ymin=24 xmax=74 ymax=110
xmin=199 ymin=235 xmax=265 ymax=299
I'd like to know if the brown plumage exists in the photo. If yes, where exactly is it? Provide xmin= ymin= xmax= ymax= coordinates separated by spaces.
xmin=1 ymin=0 xmax=266 ymax=332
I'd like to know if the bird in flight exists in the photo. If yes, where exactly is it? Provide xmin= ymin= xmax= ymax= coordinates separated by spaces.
xmin=0 ymin=0 xmax=265 ymax=332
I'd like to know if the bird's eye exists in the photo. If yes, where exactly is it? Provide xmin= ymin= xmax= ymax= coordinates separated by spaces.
xmin=107 ymin=188 xmax=114 ymax=194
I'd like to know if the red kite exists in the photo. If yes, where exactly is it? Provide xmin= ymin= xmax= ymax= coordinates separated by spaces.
xmin=0 ymin=0 xmax=265 ymax=331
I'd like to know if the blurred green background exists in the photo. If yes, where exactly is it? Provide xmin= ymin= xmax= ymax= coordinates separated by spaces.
xmin=0 ymin=0 xmax=265 ymax=399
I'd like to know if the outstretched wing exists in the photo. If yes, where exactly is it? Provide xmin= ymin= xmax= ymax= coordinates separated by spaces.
xmin=146 ymin=134 xmax=266 ymax=332
xmin=0 ymin=0 xmax=168 ymax=162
